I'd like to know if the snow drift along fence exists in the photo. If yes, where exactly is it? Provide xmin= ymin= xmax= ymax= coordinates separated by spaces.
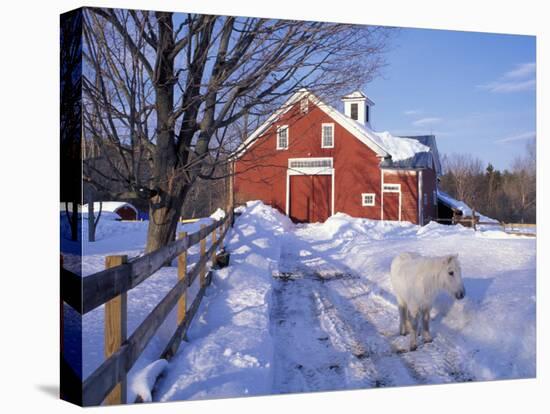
xmin=60 ymin=211 xmax=233 ymax=406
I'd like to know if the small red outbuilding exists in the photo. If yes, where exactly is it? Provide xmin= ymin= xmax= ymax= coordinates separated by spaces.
xmin=83 ymin=201 xmax=139 ymax=221
xmin=234 ymin=89 xmax=441 ymax=225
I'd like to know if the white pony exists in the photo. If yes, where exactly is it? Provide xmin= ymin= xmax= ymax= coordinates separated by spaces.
xmin=390 ymin=252 xmax=465 ymax=351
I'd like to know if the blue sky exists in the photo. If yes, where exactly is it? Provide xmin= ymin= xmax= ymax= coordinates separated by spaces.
xmin=365 ymin=27 xmax=536 ymax=170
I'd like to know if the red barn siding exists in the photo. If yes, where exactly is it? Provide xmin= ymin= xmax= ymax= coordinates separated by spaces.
xmin=383 ymin=192 xmax=400 ymax=221
xmin=234 ymin=97 xmax=437 ymax=225
xmin=235 ymin=100 xmax=383 ymax=220
xmin=421 ymin=168 xmax=438 ymax=223
xmin=333 ymin=124 xmax=382 ymax=220
xmin=382 ymin=170 xmax=419 ymax=224
xmin=289 ymin=175 xmax=331 ymax=223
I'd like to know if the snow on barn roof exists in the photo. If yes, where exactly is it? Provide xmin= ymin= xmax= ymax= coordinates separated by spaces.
xmin=339 ymin=119 xmax=441 ymax=173
xmin=437 ymin=190 xmax=498 ymax=223
xmin=398 ymin=135 xmax=442 ymax=175
xmin=235 ymin=88 xmax=441 ymax=173
xmin=82 ymin=201 xmax=138 ymax=215
xmin=437 ymin=190 xmax=473 ymax=216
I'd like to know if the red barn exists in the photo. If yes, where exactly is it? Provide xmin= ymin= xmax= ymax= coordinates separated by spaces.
xmin=234 ymin=89 xmax=441 ymax=225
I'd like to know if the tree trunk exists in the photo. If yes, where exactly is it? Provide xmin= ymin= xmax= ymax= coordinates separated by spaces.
xmin=145 ymin=11 xmax=178 ymax=253
xmin=145 ymin=182 xmax=190 ymax=253
xmin=71 ymin=201 xmax=78 ymax=241
xmin=88 ymin=199 xmax=95 ymax=242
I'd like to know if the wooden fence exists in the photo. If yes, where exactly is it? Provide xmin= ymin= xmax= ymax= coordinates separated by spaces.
xmin=60 ymin=211 xmax=233 ymax=406
xmin=436 ymin=210 xmax=535 ymax=236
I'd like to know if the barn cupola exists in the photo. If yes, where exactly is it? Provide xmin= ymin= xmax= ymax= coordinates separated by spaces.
xmin=341 ymin=91 xmax=375 ymax=127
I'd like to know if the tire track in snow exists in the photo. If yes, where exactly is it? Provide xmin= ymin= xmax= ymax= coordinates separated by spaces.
xmin=333 ymin=277 xmax=475 ymax=384
xmin=311 ymin=283 xmax=415 ymax=388
xmin=285 ymin=226 xmax=475 ymax=386
xmin=271 ymin=278 xmax=353 ymax=393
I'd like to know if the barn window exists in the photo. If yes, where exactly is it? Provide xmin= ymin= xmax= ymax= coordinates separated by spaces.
xmin=383 ymin=184 xmax=400 ymax=192
xmin=424 ymin=193 xmax=428 ymax=206
xmin=350 ymin=103 xmax=358 ymax=120
xmin=433 ymin=190 xmax=437 ymax=205
xmin=300 ymin=97 xmax=309 ymax=113
xmin=277 ymin=125 xmax=289 ymax=150
xmin=366 ymin=105 xmax=370 ymax=123
xmin=321 ymin=123 xmax=334 ymax=148
xmin=362 ymin=193 xmax=376 ymax=206
xmin=289 ymin=158 xmax=333 ymax=169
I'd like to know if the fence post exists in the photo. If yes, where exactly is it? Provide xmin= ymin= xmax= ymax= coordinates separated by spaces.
xmin=472 ymin=209 xmax=477 ymax=231
xmin=212 ymin=225 xmax=217 ymax=258
xmin=177 ymin=232 xmax=187 ymax=327
xmin=60 ymin=255 xmax=64 ymax=357
xmin=104 ymin=255 xmax=128 ymax=405
xmin=200 ymin=224 xmax=207 ymax=287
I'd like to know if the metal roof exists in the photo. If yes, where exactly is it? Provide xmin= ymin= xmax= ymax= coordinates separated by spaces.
xmin=380 ymin=135 xmax=442 ymax=175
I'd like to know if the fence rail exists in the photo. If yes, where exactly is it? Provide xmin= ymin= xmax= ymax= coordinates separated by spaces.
xmin=61 ymin=211 xmax=233 ymax=406
xmin=436 ymin=214 xmax=535 ymax=236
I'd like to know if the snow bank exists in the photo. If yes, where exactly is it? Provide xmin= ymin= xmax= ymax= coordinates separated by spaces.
xmin=131 ymin=359 xmax=168 ymax=402
xmin=155 ymin=201 xmax=292 ymax=401
xmin=319 ymin=212 xmax=418 ymax=240
xmin=210 ymin=208 xmax=226 ymax=221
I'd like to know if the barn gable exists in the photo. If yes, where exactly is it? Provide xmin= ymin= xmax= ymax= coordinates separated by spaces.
xmin=235 ymin=89 xmax=440 ymax=172
xmin=235 ymin=89 xmax=390 ymax=160
xmin=234 ymin=88 xmax=441 ymax=225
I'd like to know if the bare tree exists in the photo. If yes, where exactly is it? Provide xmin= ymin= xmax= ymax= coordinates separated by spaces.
xmin=61 ymin=10 xmax=83 ymax=241
xmin=505 ymin=140 xmax=536 ymax=223
xmin=82 ymin=8 xmax=393 ymax=251
xmin=440 ymin=141 xmax=536 ymax=223
xmin=441 ymin=153 xmax=483 ymax=208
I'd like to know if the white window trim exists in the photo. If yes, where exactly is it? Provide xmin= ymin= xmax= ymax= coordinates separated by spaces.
xmin=300 ymin=97 xmax=309 ymax=113
xmin=321 ymin=123 xmax=334 ymax=148
xmin=362 ymin=193 xmax=376 ymax=207
xmin=276 ymin=125 xmax=289 ymax=150
xmin=383 ymin=183 xmax=401 ymax=193
xmin=288 ymin=157 xmax=333 ymax=175
xmin=418 ymin=170 xmax=423 ymax=225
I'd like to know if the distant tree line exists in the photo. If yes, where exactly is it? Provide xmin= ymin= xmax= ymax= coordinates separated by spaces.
xmin=439 ymin=140 xmax=536 ymax=224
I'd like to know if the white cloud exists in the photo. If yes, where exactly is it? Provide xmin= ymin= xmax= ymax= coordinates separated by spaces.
xmin=495 ymin=131 xmax=536 ymax=143
xmin=478 ymin=79 xmax=535 ymax=93
xmin=478 ymin=62 xmax=536 ymax=93
xmin=503 ymin=62 xmax=536 ymax=79
xmin=412 ymin=117 xmax=442 ymax=127
xmin=404 ymin=109 xmax=422 ymax=116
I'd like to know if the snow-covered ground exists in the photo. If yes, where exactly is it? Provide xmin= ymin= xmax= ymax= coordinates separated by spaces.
xmin=62 ymin=201 xmax=536 ymax=403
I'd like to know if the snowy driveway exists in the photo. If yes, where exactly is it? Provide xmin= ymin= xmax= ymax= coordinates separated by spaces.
xmin=271 ymin=227 xmax=473 ymax=393
xmin=154 ymin=202 xmax=535 ymax=401
xmin=69 ymin=201 xmax=535 ymax=402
